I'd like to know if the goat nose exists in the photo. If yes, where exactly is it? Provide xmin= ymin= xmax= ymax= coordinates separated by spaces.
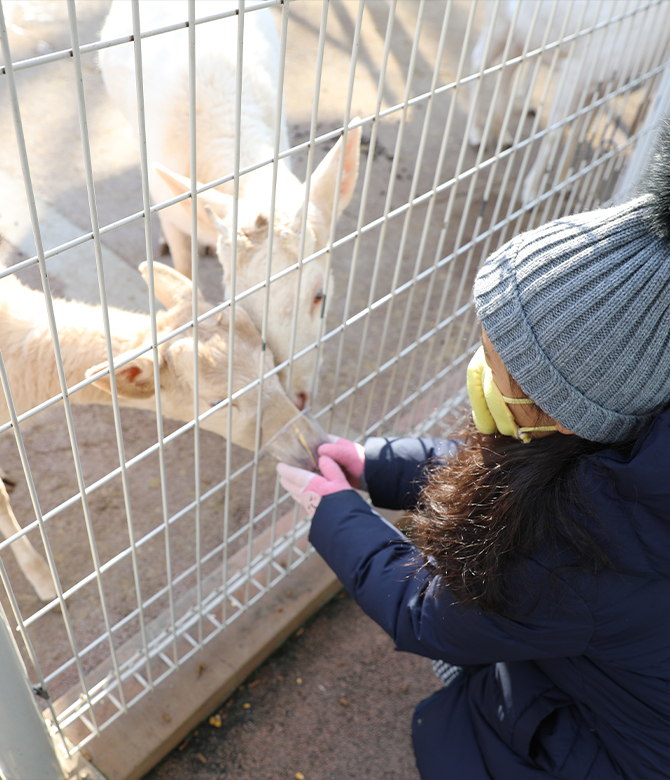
xmin=295 ymin=392 xmax=308 ymax=411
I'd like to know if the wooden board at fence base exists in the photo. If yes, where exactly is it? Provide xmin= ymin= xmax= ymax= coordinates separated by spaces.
xmin=81 ymin=552 xmax=341 ymax=780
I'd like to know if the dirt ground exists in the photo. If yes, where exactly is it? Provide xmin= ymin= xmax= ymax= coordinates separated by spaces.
xmin=144 ymin=592 xmax=439 ymax=780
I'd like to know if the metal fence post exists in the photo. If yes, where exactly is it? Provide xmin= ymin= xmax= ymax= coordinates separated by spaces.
xmin=0 ymin=602 xmax=64 ymax=780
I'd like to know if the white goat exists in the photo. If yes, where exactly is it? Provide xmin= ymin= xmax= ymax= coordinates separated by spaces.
xmin=99 ymin=0 xmax=361 ymax=410
xmin=468 ymin=0 xmax=670 ymax=205
xmin=0 ymin=262 xmax=324 ymax=601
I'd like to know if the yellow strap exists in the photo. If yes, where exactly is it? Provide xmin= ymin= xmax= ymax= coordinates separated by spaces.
xmin=501 ymin=395 xmax=535 ymax=405
xmin=518 ymin=425 xmax=558 ymax=433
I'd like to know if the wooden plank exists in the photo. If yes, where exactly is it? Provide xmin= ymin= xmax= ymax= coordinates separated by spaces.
xmin=81 ymin=552 xmax=341 ymax=780
xmin=51 ymin=510 xmax=312 ymax=746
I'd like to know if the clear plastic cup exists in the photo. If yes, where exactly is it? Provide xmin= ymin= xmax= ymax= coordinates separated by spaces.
xmin=263 ymin=411 xmax=330 ymax=472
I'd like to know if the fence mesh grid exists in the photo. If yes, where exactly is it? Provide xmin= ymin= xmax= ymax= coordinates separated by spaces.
xmin=0 ymin=0 xmax=667 ymax=760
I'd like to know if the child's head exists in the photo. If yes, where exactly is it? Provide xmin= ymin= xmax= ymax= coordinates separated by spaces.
xmin=472 ymin=124 xmax=670 ymax=444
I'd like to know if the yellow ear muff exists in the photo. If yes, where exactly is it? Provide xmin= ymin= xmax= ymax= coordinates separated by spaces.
xmin=466 ymin=347 xmax=497 ymax=434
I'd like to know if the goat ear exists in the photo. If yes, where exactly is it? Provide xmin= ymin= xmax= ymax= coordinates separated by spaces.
xmin=204 ymin=204 xmax=231 ymax=243
xmin=86 ymin=355 xmax=158 ymax=399
xmin=308 ymin=120 xmax=361 ymax=224
xmin=290 ymin=209 xmax=303 ymax=234
xmin=239 ymin=212 xmax=270 ymax=246
xmin=154 ymin=163 xmax=233 ymax=227
xmin=138 ymin=261 xmax=209 ymax=312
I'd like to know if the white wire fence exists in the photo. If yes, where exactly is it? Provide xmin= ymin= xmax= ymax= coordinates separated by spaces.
xmin=0 ymin=0 xmax=667 ymax=774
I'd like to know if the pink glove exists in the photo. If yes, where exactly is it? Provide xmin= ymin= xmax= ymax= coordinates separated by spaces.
xmin=277 ymin=455 xmax=352 ymax=516
xmin=317 ymin=436 xmax=365 ymax=489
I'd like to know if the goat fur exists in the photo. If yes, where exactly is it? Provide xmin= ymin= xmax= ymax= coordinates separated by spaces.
xmin=0 ymin=263 xmax=322 ymax=601
xmin=99 ymin=0 xmax=361 ymax=409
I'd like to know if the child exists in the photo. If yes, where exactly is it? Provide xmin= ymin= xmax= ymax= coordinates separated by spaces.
xmin=277 ymin=124 xmax=670 ymax=779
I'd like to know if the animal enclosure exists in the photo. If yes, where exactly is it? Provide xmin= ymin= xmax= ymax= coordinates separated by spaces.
xmin=0 ymin=1 xmax=668 ymax=778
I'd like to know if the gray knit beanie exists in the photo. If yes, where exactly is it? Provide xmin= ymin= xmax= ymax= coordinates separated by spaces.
xmin=473 ymin=129 xmax=670 ymax=443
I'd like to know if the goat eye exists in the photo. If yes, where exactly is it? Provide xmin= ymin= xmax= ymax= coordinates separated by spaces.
xmin=314 ymin=288 xmax=324 ymax=304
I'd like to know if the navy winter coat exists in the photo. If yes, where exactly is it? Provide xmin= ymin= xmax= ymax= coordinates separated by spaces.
xmin=309 ymin=411 xmax=670 ymax=779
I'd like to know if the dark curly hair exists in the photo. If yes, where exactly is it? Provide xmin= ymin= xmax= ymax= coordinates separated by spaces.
xmin=408 ymin=421 xmax=627 ymax=615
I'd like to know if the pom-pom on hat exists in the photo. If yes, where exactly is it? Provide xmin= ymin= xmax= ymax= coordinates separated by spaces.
xmin=473 ymin=122 xmax=670 ymax=444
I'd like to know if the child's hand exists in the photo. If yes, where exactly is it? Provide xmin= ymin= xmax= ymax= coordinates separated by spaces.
xmin=317 ymin=437 xmax=365 ymax=489
xmin=277 ymin=455 xmax=352 ymax=517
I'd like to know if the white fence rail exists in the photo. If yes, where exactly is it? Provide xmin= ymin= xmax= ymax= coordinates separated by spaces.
xmin=0 ymin=1 xmax=667 ymax=777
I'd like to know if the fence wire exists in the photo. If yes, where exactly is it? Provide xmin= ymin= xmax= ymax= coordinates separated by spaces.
xmin=0 ymin=0 xmax=667 ymax=759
